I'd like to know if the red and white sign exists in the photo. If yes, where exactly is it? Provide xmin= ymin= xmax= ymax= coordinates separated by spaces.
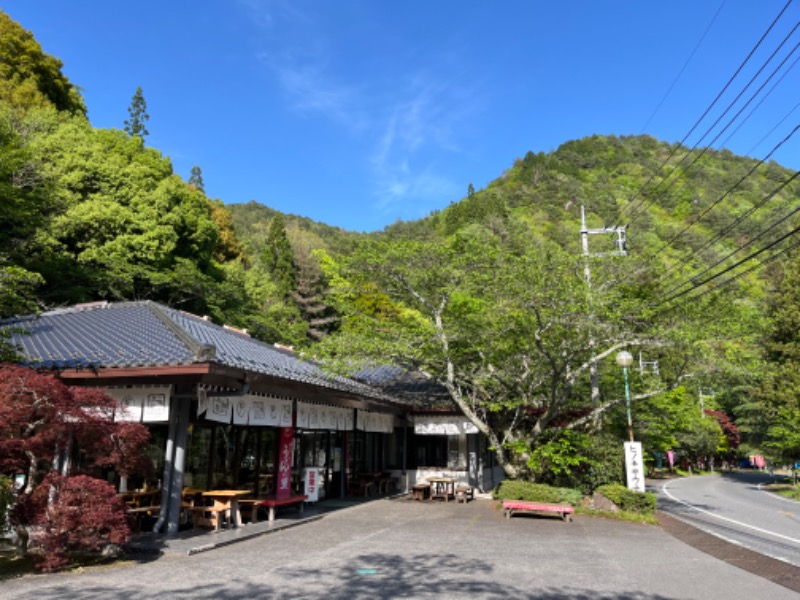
xmin=276 ymin=426 xmax=294 ymax=500
xmin=304 ymin=468 xmax=319 ymax=502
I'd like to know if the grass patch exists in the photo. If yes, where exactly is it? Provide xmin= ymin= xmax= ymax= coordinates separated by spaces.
xmin=764 ymin=480 xmax=800 ymax=501
xmin=576 ymin=506 xmax=658 ymax=525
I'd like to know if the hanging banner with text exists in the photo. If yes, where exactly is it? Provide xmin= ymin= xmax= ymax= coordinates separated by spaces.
xmin=276 ymin=426 xmax=294 ymax=500
xmin=624 ymin=441 xmax=646 ymax=492
xmin=296 ymin=402 xmax=353 ymax=431
xmin=105 ymin=386 xmax=171 ymax=423
xmin=198 ymin=394 xmax=292 ymax=427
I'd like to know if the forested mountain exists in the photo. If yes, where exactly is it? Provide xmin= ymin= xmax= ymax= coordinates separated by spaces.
xmin=2 ymin=9 xmax=799 ymax=482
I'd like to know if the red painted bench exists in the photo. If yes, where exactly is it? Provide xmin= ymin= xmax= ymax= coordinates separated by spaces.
xmin=243 ymin=494 xmax=308 ymax=523
xmin=502 ymin=500 xmax=574 ymax=522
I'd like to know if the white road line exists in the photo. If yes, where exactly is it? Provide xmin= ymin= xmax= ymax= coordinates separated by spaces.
xmin=662 ymin=479 xmax=800 ymax=546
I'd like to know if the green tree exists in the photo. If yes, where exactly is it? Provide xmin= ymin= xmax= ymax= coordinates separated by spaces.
xmin=124 ymin=86 xmax=149 ymax=138
xmin=753 ymin=255 xmax=800 ymax=462
xmin=320 ymin=226 xmax=678 ymax=479
xmin=0 ymin=11 xmax=86 ymax=115
xmin=188 ymin=165 xmax=205 ymax=192
xmin=262 ymin=215 xmax=297 ymax=296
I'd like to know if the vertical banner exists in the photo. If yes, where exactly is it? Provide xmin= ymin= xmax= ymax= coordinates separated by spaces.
xmin=624 ymin=441 xmax=646 ymax=492
xmin=304 ymin=467 xmax=319 ymax=502
xmin=277 ymin=426 xmax=294 ymax=500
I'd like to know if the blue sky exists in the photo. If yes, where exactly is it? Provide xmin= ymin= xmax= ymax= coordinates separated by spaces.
xmin=3 ymin=1 xmax=799 ymax=232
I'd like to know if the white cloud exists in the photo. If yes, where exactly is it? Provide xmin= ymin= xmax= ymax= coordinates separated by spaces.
xmin=240 ymin=1 xmax=483 ymax=220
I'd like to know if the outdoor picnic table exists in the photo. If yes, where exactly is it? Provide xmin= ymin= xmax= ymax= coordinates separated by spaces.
xmin=119 ymin=489 xmax=160 ymax=508
xmin=426 ymin=477 xmax=455 ymax=502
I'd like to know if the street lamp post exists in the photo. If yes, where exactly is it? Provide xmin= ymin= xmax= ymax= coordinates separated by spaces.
xmin=616 ymin=350 xmax=634 ymax=443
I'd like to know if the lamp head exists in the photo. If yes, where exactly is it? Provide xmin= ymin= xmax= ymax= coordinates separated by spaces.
xmin=616 ymin=350 xmax=634 ymax=368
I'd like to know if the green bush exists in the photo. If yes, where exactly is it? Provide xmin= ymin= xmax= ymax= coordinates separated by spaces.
xmin=595 ymin=483 xmax=656 ymax=514
xmin=492 ymin=480 xmax=582 ymax=506
xmin=527 ymin=431 xmax=625 ymax=495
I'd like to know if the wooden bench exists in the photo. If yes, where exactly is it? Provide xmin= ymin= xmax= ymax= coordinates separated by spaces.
xmin=188 ymin=505 xmax=229 ymax=531
xmin=127 ymin=505 xmax=161 ymax=533
xmin=250 ymin=494 xmax=308 ymax=523
xmin=411 ymin=483 xmax=430 ymax=501
xmin=502 ymin=500 xmax=574 ymax=522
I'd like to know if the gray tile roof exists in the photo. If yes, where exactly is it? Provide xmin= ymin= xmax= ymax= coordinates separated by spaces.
xmin=354 ymin=364 xmax=454 ymax=410
xmin=0 ymin=301 xmax=402 ymax=404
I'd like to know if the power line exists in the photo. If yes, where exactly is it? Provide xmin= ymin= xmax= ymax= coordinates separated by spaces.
xmin=611 ymin=0 xmax=795 ymax=228
xmin=647 ymin=123 xmax=800 ymax=270
xmin=654 ymin=168 xmax=800 ymax=301
xmin=624 ymin=22 xmax=800 ymax=229
xmin=661 ymin=236 xmax=800 ymax=309
xmin=655 ymin=212 xmax=800 ymax=307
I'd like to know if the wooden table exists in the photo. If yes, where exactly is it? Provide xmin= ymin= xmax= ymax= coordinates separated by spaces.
xmin=119 ymin=489 xmax=160 ymax=508
xmin=197 ymin=490 xmax=251 ymax=530
xmin=426 ymin=477 xmax=455 ymax=502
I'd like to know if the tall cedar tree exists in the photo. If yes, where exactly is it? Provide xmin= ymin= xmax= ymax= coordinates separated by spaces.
xmin=291 ymin=244 xmax=338 ymax=341
xmin=123 ymin=86 xmax=149 ymax=138
xmin=263 ymin=215 xmax=297 ymax=296
xmin=189 ymin=164 xmax=205 ymax=192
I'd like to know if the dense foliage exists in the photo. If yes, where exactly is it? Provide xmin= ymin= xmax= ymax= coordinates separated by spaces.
xmin=24 ymin=474 xmax=131 ymax=572
xmin=0 ymin=364 xmax=150 ymax=565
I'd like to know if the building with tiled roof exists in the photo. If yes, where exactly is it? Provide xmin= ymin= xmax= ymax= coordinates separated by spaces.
xmin=1 ymin=301 xmax=501 ymax=536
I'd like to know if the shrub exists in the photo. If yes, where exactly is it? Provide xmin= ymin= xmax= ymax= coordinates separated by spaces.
xmin=595 ymin=483 xmax=656 ymax=514
xmin=32 ymin=474 xmax=131 ymax=572
xmin=528 ymin=431 xmax=625 ymax=494
xmin=492 ymin=480 xmax=582 ymax=506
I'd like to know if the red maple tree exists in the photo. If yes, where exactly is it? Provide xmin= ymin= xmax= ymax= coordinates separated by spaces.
xmin=0 ymin=363 xmax=151 ymax=568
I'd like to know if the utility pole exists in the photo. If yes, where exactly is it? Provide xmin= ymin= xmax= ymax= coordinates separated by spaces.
xmin=581 ymin=205 xmax=629 ymax=422
xmin=698 ymin=387 xmax=714 ymax=418
xmin=638 ymin=352 xmax=659 ymax=375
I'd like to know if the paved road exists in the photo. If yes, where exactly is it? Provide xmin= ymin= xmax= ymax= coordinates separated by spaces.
xmin=653 ymin=471 xmax=800 ymax=566
xmin=3 ymin=496 xmax=798 ymax=599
